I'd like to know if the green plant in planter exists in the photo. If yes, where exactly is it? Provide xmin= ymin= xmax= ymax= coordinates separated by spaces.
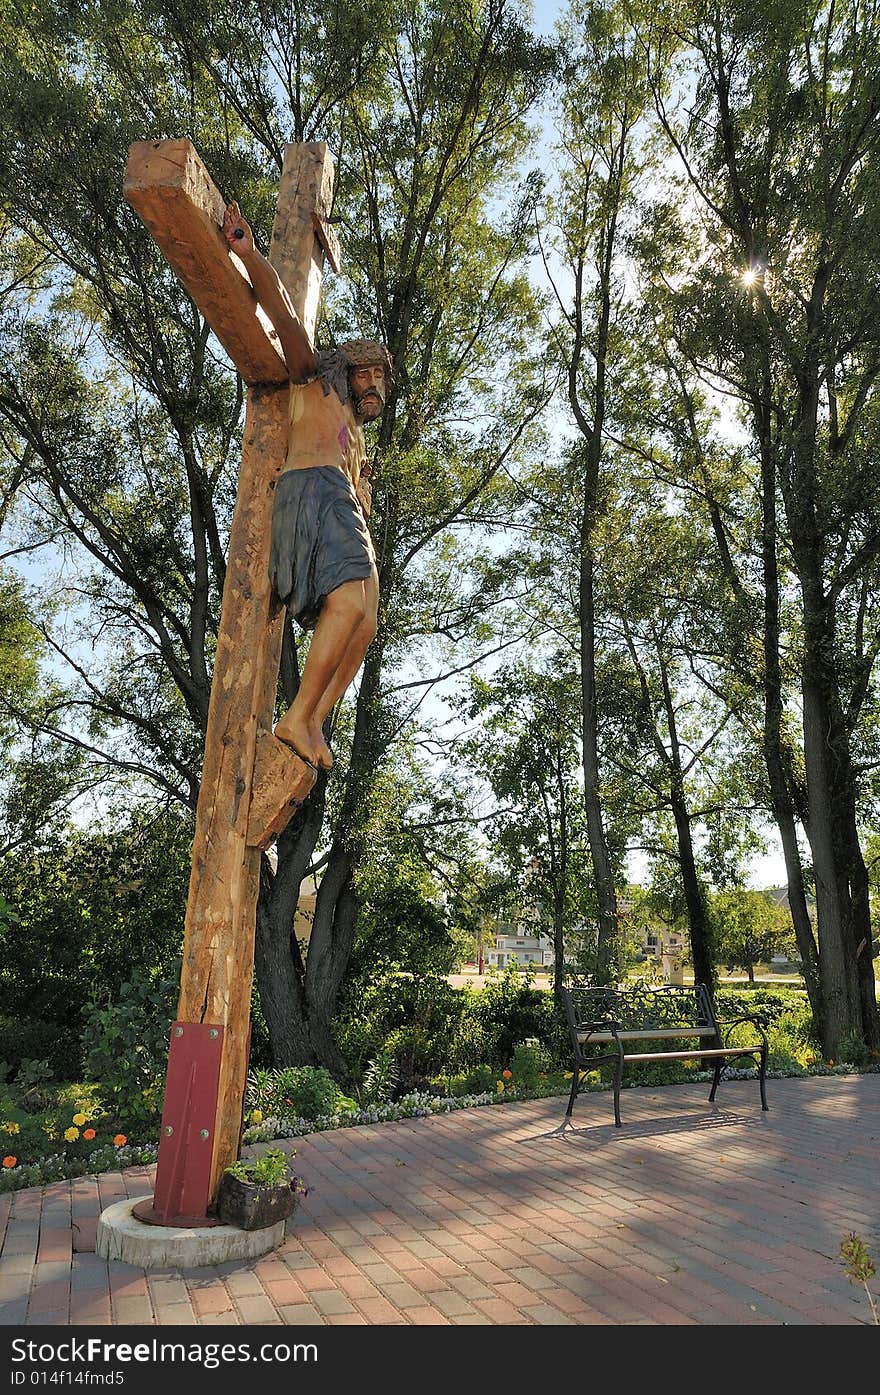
xmin=224 ymin=1147 xmax=305 ymax=1193
xmin=218 ymin=1147 xmax=309 ymax=1231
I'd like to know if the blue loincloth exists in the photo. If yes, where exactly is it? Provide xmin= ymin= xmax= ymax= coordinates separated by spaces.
xmin=269 ymin=466 xmax=374 ymax=630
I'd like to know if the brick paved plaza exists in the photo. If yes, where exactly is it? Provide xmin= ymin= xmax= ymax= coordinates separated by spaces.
xmin=1 ymin=1075 xmax=877 ymax=1327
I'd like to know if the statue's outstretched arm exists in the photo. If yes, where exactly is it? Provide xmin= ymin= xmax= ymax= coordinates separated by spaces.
xmin=222 ymin=202 xmax=319 ymax=383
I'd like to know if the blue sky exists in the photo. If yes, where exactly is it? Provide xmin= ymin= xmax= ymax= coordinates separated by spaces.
xmin=531 ymin=0 xmax=566 ymax=35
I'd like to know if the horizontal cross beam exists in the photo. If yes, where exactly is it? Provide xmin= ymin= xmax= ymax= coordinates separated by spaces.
xmin=124 ymin=138 xmax=289 ymax=385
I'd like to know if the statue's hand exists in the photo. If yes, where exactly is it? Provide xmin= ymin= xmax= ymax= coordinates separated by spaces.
xmin=223 ymin=201 xmax=254 ymax=256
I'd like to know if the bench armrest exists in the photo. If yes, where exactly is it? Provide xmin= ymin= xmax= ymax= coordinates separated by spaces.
xmin=716 ymin=1013 xmax=769 ymax=1045
xmin=575 ymin=1018 xmax=620 ymax=1035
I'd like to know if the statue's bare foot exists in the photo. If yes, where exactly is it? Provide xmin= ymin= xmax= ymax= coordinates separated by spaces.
xmin=274 ymin=714 xmax=319 ymax=772
xmin=310 ymin=722 xmax=333 ymax=770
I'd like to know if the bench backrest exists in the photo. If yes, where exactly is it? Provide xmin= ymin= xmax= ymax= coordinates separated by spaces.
xmin=561 ymin=983 xmax=717 ymax=1037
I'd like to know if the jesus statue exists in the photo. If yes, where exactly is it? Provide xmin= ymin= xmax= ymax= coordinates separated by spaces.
xmin=222 ymin=201 xmax=392 ymax=773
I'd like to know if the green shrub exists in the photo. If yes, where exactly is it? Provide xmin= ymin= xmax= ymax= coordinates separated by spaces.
xmin=428 ymin=1063 xmax=496 ymax=1098
xmin=470 ymin=970 xmax=566 ymax=1069
xmin=836 ymin=1030 xmax=870 ymax=1069
xmin=436 ymin=1072 xmax=470 ymax=1098
xmin=381 ymin=1025 xmax=435 ymax=1086
xmin=80 ymin=965 xmax=179 ymax=1125
xmin=361 ymin=1052 xmax=399 ymax=1106
xmin=245 ymin=1065 xmax=343 ymax=1121
xmin=335 ymin=969 xmax=467 ymax=1082
xmin=0 ymin=809 xmax=191 ymax=1078
xmin=0 ymin=1017 xmax=78 ymax=1080
xmin=446 ymin=1010 xmax=492 ymax=1072
xmin=464 ymin=1063 xmax=496 ymax=1094
xmin=508 ymin=1039 xmax=552 ymax=1090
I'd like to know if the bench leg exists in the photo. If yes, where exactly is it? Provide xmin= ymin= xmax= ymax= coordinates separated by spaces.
xmin=612 ymin=1050 xmax=623 ymax=1127
xmin=708 ymin=1059 xmax=723 ymax=1102
xmin=565 ymin=1064 xmax=581 ymax=1119
xmin=759 ymin=1048 xmax=769 ymax=1111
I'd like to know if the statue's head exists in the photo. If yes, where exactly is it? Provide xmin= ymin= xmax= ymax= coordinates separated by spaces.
xmin=316 ymin=340 xmax=394 ymax=421
xmin=340 ymin=340 xmax=394 ymax=422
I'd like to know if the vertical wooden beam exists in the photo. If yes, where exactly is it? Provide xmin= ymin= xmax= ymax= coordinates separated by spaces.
xmin=164 ymin=143 xmax=337 ymax=1206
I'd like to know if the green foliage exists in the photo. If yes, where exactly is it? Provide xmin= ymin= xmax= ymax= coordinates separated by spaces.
xmin=428 ymin=1064 xmax=496 ymax=1098
xmin=12 ymin=1058 xmax=53 ymax=1092
xmin=335 ymin=969 xmax=469 ymax=1084
xmin=351 ymin=851 xmax=460 ymax=981
xmin=80 ymin=966 xmax=180 ymax=1124
xmin=0 ymin=569 xmax=43 ymax=755
xmin=336 ymin=964 xmax=568 ymax=1091
xmin=0 ymin=807 xmax=190 ymax=1075
xmin=456 ymin=662 xmax=596 ymax=992
xmin=709 ymin=890 xmax=797 ymax=979
xmin=0 ymin=1019 xmax=76 ymax=1080
xmin=508 ymin=1038 xmax=552 ymax=1090
xmin=360 ymin=1051 xmax=399 ymax=1107
xmin=245 ymin=1066 xmax=344 ymax=1122
xmin=836 ymin=1031 xmax=871 ymax=1070
xmin=840 ymin=1232 xmax=879 ymax=1325
xmin=468 ymin=968 xmax=567 ymax=1068
xmin=0 ymin=1079 xmax=130 ymax=1167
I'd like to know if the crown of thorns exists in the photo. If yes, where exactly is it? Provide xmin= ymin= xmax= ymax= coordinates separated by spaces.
xmin=339 ymin=339 xmax=395 ymax=386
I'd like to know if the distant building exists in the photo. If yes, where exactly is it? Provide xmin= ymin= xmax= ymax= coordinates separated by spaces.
xmin=765 ymin=886 xmax=816 ymax=924
xmin=483 ymin=923 xmax=554 ymax=970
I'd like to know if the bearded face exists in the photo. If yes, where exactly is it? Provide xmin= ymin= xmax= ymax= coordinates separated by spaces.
xmin=349 ymin=364 xmax=387 ymax=421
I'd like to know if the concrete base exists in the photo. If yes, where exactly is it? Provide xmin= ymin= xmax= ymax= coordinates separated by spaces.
xmin=96 ymin=1196 xmax=286 ymax=1269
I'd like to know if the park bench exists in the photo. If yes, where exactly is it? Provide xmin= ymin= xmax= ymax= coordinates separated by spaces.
xmin=560 ymin=982 xmax=769 ymax=1127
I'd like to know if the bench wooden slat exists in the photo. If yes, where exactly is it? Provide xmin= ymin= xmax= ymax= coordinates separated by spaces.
xmin=617 ymin=1046 xmax=762 ymax=1063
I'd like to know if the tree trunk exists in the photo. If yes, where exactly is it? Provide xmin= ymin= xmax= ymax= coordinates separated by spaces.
xmin=834 ymin=772 xmax=880 ymax=1050
xmin=655 ymin=644 xmax=716 ymax=991
xmin=552 ymin=897 xmax=566 ymax=1006
xmin=580 ymin=537 xmax=619 ymax=984
xmin=801 ymin=653 xmax=862 ymax=1057
xmin=254 ymin=786 xmax=326 ymax=1066
xmin=755 ymin=406 xmax=823 ymax=1028
xmin=785 ymin=341 xmax=866 ymax=1058
xmin=669 ymin=776 xmax=716 ymax=992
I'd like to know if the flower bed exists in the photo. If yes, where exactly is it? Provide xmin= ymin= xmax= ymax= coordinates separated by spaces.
xmin=239 ymin=1058 xmax=876 ymax=1145
xmin=0 ymin=1059 xmax=875 ymax=1194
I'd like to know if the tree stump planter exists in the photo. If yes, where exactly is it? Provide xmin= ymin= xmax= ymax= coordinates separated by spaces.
xmin=215 ymin=1175 xmax=300 ymax=1231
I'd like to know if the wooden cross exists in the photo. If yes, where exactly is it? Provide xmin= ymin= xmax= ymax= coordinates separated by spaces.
xmin=122 ymin=138 xmax=340 ymax=1222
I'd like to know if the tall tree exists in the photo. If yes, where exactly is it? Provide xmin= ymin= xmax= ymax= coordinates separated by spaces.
xmin=459 ymin=659 xmax=594 ymax=998
xmin=643 ymin=0 xmax=880 ymax=1052
xmin=542 ymin=0 xmax=652 ymax=979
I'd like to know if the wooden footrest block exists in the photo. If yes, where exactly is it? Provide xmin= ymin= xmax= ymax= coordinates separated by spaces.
xmin=246 ymin=730 xmax=316 ymax=850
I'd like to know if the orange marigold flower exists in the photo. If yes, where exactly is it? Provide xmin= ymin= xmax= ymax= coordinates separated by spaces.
xmin=2 ymin=1156 xmax=16 ymax=1168
xmin=113 ymin=1134 xmax=127 ymax=1147
xmin=502 ymin=1069 xmax=512 ymax=1079
xmin=83 ymin=1129 xmax=96 ymax=1141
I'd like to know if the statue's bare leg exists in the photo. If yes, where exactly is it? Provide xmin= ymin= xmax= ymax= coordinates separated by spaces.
xmin=311 ymin=569 xmax=379 ymax=747
xmin=275 ymin=576 xmax=374 ymax=768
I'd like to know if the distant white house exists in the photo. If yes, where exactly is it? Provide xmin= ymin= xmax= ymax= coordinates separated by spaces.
xmin=481 ymin=893 xmax=683 ymax=971
xmin=482 ymin=924 xmax=554 ymax=969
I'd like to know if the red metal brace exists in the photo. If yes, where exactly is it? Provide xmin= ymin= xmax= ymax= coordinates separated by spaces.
xmin=131 ymin=1020 xmax=225 ymax=1228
